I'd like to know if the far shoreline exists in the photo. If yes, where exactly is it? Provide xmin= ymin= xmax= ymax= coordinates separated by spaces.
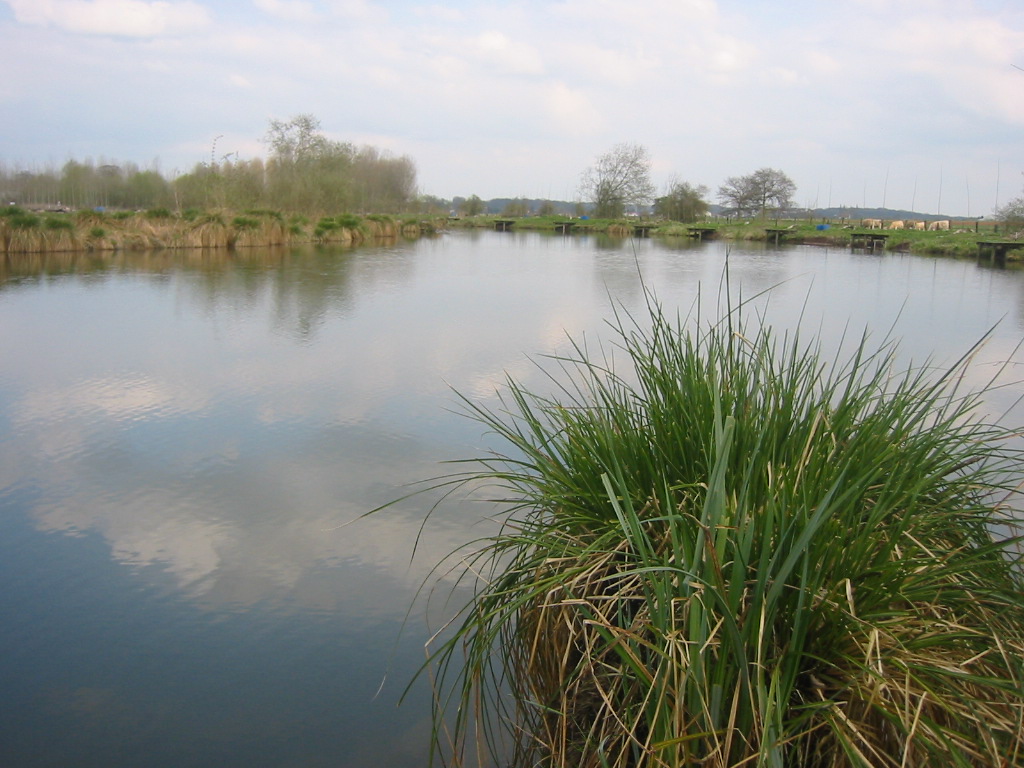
xmin=1 ymin=205 xmax=1020 ymax=262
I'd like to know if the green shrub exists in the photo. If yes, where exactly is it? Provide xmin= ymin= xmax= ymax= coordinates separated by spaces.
xmin=404 ymin=292 xmax=1024 ymax=768
xmin=89 ymin=227 xmax=106 ymax=239
xmin=0 ymin=205 xmax=27 ymax=218
xmin=144 ymin=207 xmax=172 ymax=220
xmin=231 ymin=216 xmax=259 ymax=230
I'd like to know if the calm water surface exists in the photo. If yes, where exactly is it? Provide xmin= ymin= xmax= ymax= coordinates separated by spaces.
xmin=1 ymin=231 xmax=1023 ymax=767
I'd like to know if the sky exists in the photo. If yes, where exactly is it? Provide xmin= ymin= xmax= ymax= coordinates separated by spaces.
xmin=2 ymin=0 xmax=1023 ymax=216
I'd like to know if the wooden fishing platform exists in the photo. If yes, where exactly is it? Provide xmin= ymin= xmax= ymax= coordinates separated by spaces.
xmin=553 ymin=221 xmax=576 ymax=234
xmin=850 ymin=232 xmax=889 ymax=251
xmin=977 ymin=240 xmax=1024 ymax=265
xmin=764 ymin=227 xmax=795 ymax=246
xmin=494 ymin=219 xmax=515 ymax=232
xmin=633 ymin=224 xmax=656 ymax=238
xmin=686 ymin=226 xmax=717 ymax=241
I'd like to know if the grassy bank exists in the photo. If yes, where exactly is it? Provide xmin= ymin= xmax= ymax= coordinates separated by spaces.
xmin=407 ymin=294 xmax=1024 ymax=767
xmin=452 ymin=215 xmax=1020 ymax=259
xmin=0 ymin=206 xmax=441 ymax=254
xmin=677 ymin=220 xmax=1013 ymax=259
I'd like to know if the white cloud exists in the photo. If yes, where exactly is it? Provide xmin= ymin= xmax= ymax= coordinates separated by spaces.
xmin=556 ymin=40 xmax=657 ymax=87
xmin=325 ymin=0 xmax=386 ymax=23
xmin=5 ymin=0 xmax=212 ymax=37
xmin=543 ymin=81 xmax=604 ymax=137
xmin=877 ymin=12 xmax=1024 ymax=124
xmin=474 ymin=30 xmax=544 ymax=76
xmin=412 ymin=3 xmax=462 ymax=23
xmin=227 ymin=72 xmax=253 ymax=88
xmin=253 ymin=0 xmax=316 ymax=23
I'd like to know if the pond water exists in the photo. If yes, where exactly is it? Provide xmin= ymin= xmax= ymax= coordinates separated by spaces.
xmin=1 ymin=230 xmax=1023 ymax=767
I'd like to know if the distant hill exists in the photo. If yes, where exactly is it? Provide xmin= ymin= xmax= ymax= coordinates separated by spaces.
xmin=482 ymin=198 xmax=579 ymax=215
xmin=801 ymin=207 xmax=981 ymax=222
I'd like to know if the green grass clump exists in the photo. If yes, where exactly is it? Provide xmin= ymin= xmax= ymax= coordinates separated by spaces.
xmin=333 ymin=213 xmax=363 ymax=230
xmin=6 ymin=212 xmax=40 ymax=229
xmin=76 ymin=209 xmax=108 ymax=225
xmin=314 ymin=214 xmax=363 ymax=238
xmin=243 ymin=208 xmax=284 ymax=221
xmin=412 ymin=293 xmax=1024 ymax=768
xmin=43 ymin=216 xmax=74 ymax=230
xmin=231 ymin=216 xmax=259 ymax=230
xmin=144 ymin=207 xmax=173 ymax=220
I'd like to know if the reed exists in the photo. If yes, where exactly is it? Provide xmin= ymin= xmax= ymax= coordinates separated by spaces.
xmin=314 ymin=214 xmax=362 ymax=243
xmin=411 ymin=291 xmax=1024 ymax=767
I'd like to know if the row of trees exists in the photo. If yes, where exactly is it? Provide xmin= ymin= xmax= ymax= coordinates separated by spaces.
xmin=17 ymin=133 xmax=1021 ymax=223
xmin=579 ymin=145 xmax=1024 ymax=223
xmin=0 ymin=115 xmax=419 ymax=214
xmin=0 ymin=160 xmax=176 ymax=211
xmin=577 ymin=143 xmax=797 ymax=221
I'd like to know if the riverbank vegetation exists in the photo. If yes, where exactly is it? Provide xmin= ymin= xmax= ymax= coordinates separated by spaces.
xmin=413 ymin=293 xmax=1024 ymax=768
xmin=448 ymin=215 xmax=1021 ymax=259
xmin=0 ymin=205 xmax=437 ymax=254
xmin=4 ymin=203 xmax=1015 ymax=260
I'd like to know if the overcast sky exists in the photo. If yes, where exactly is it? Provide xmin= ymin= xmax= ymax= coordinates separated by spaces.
xmin=2 ymin=0 xmax=1023 ymax=216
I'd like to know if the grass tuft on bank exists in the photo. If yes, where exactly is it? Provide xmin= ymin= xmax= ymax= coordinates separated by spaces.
xmin=413 ymin=291 xmax=1024 ymax=767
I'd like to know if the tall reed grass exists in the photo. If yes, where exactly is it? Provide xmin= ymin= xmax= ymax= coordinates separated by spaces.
xmin=411 ymin=292 xmax=1024 ymax=767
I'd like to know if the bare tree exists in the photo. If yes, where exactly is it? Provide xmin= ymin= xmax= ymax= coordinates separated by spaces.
xmin=718 ymin=167 xmax=796 ymax=218
xmin=264 ymin=114 xmax=330 ymax=163
xmin=579 ymin=143 xmax=656 ymax=218
xmin=995 ymin=197 xmax=1024 ymax=225
xmin=995 ymin=171 xmax=1024 ymax=226
xmin=260 ymin=114 xmax=417 ymax=213
xmin=717 ymin=175 xmax=756 ymax=217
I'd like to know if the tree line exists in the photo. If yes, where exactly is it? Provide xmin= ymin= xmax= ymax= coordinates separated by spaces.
xmin=575 ymin=144 xmax=1024 ymax=224
xmin=449 ymin=144 xmax=800 ymax=221
xmin=0 ymin=115 xmax=418 ymax=215
xmin=575 ymin=143 xmax=797 ymax=221
xmin=8 ymin=130 xmax=1021 ymax=224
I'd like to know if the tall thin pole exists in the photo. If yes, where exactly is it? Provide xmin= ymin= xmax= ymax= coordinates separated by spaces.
xmin=995 ymin=159 xmax=1001 ymax=212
